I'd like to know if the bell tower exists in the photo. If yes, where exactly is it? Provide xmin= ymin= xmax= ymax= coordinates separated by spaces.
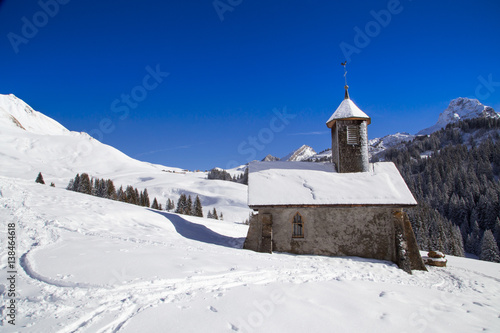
xmin=325 ymin=66 xmax=370 ymax=173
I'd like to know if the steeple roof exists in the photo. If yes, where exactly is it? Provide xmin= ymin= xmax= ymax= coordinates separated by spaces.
xmin=326 ymin=86 xmax=370 ymax=128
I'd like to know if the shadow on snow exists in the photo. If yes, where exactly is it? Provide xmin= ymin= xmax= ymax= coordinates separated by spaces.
xmin=151 ymin=210 xmax=245 ymax=249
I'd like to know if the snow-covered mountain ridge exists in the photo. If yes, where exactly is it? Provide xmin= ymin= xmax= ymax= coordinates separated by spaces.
xmin=281 ymin=144 xmax=316 ymax=161
xmin=0 ymin=94 xmax=69 ymax=135
xmin=0 ymin=93 xmax=250 ymax=222
xmin=368 ymin=132 xmax=415 ymax=156
xmin=260 ymin=145 xmax=317 ymax=162
xmin=418 ymin=97 xmax=499 ymax=135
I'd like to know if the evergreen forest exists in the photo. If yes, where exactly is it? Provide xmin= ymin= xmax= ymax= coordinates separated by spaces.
xmin=377 ymin=118 xmax=500 ymax=262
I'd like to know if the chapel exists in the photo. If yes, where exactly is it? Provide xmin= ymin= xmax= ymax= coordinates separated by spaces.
xmin=243 ymin=82 xmax=426 ymax=273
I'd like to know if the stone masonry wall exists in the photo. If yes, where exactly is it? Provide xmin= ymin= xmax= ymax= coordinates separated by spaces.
xmin=332 ymin=120 xmax=369 ymax=173
xmin=258 ymin=206 xmax=397 ymax=262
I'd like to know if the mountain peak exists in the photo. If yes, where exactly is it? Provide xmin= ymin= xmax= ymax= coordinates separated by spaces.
xmin=0 ymin=93 xmax=69 ymax=135
xmin=262 ymin=154 xmax=280 ymax=162
xmin=281 ymin=145 xmax=317 ymax=161
xmin=417 ymin=97 xmax=499 ymax=135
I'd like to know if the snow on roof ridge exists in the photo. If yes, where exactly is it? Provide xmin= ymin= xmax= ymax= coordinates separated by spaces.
xmin=326 ymin=98 xmax=370 ymax=128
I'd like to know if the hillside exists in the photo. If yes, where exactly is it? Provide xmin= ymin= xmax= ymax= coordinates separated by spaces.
xmin=0 ymin=94 xmax=251 ymax=223
xmin=378 ymin=117 xmax=500 ymax=261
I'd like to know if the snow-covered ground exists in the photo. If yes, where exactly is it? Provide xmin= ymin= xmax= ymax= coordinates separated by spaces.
xmin=1 ymin=177 xmax=500 ymax=332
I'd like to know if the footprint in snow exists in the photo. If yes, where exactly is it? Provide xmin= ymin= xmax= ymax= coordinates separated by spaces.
xmin=209 ymin=306 xmax=218 ymax=313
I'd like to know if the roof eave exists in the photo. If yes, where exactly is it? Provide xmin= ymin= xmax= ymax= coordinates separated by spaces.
xmin=326 ymin=117 xmax=372 ymax=128
xmin=249 ymin=203 xmax=417 ymax=209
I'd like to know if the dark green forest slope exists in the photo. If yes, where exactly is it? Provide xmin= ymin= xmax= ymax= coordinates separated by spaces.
xmin=376 ymin=118 xmax=500 ymax=262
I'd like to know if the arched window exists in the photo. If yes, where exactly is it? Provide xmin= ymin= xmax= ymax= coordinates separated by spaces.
xmin=292 ymin=212 xmax=304 ymax=238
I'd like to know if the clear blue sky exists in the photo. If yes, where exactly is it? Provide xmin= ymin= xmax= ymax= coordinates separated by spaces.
xmin=1 ymin=0 xmax=499 ymax=170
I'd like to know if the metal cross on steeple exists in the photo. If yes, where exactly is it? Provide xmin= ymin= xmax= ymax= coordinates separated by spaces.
xmin=341 ymin=61 xmax=349 ymax=100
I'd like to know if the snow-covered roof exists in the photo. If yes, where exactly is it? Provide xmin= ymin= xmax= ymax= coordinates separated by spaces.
xmin=326 ymin=98 xmax=370 ymax=128
xmin=248 ymin=161 xmax=417 ymax=207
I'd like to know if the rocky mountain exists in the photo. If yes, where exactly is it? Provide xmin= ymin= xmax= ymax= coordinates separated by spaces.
xmin=417 ymin=97 xmax=499 ymax=135
xmin=281 ymin=144 xmax=317 ymax=161
xmin=368 ymin=132 xmax=415 ymax=156
xmin=305 ymin=148 xmax=332 ymax=162
xmin=261 ymin=154 xmax=280 ymax=161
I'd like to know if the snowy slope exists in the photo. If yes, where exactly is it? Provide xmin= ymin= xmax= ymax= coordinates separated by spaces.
xmin=0 ymin=94 xmax=69 ymax=135
xmin=417 ymin=97 xmax=499 ymax=135
xmin=1 ymin=177 xmax=499 ymax=332
xmin=0 ymin=94 xmax=250 ymax=222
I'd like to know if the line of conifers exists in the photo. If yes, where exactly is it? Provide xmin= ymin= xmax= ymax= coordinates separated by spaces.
xmin=34 ymin=172 xmax=223 ymax=220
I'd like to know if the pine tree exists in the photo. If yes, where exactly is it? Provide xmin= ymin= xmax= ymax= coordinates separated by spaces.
xmin=186 ymin=195 xmax=193 ymax=215
xmin=92 ymin=178 xmax=106 ymax=197
xmin=106 ymin=179 xmax=117 ymax=200
xmin=151 ymin=197 xmax=159 ymax=210
xmin=493 ymin=218 xmax=500 ymax=250
xmin=219 ymin=212 xmax=223 ymax=220
xmin=126 ymin=185 xmax=137 ymax=204
xmin=134 ymin=188 xmax=140 ymax=205
xmin=479 ymin=230 xmax=500 ymax=262
xmin=73 ymin=174 xmax=81 ymax=192
xmin=143 ymin=189 xmax=150 ymax=207
xmin=176 ymin=194 xmax=187 ymax=214
xmin=166 ymin=198 xmax=175 ymax=211
xmin=193 ymin=195 xmax=203 ymax=217
xmin=471 ymin=220 xmax=483 ymax=255
xmin=50 ymin=182 xmax=55 ymax=187
xmin=35 ymin=172 xmax=45 ymax=184
xmin=207 ymin=210 xmax=213 ymax=219
xmin=241 ymin=167 xmax=249 ymax=185
xmin=212 ymin=208 xmax=218 ymax=220
xmin=116 ymin=186 xmax=126 ymax=202
xmin=66 ymin=178 xmax=75 ymax=191
xmin=91 ymin=178 xmax=99 ymax=196
xmin=79 ymin=173 xmax=92 ymax=194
